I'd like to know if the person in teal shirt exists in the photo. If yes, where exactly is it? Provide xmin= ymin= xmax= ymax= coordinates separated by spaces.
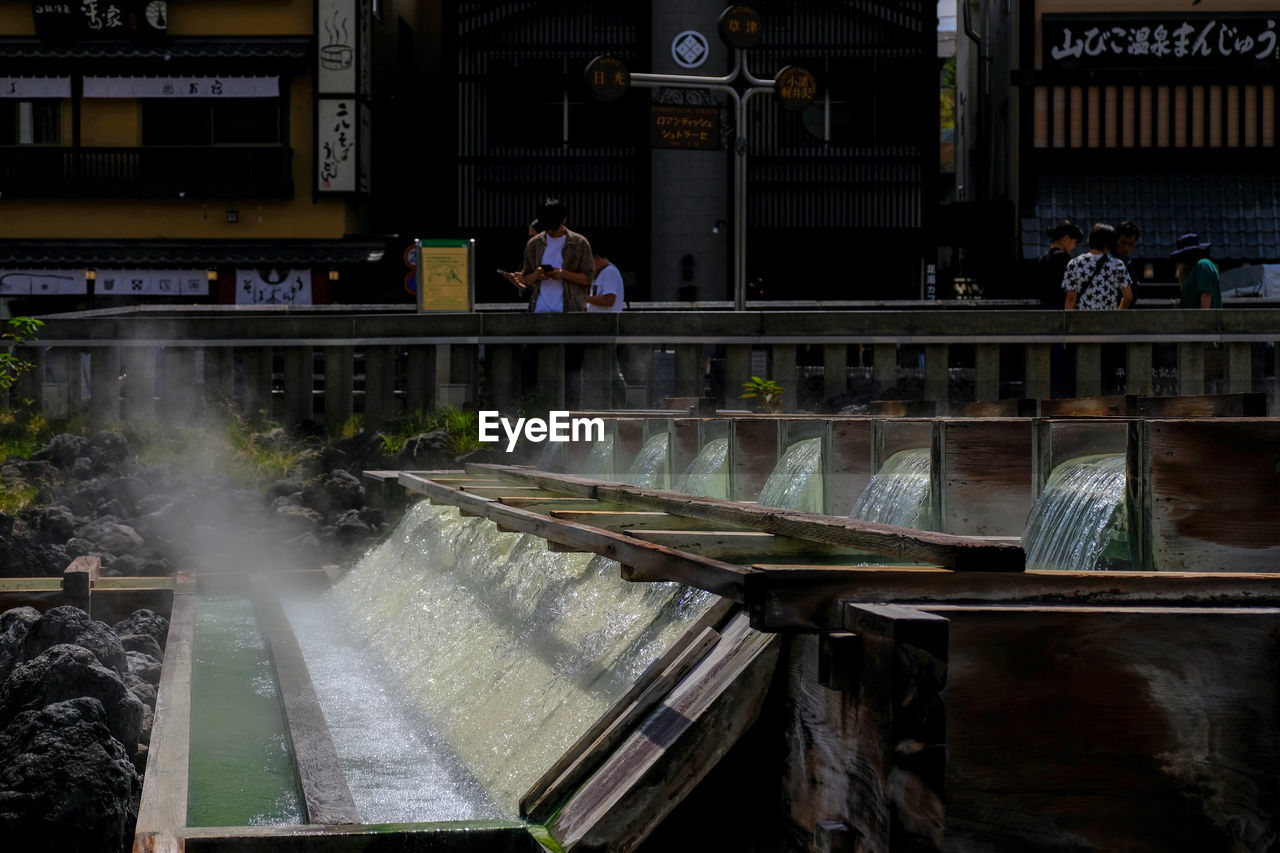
xmin=1173 ymin=232 xmax=1221 ymax=309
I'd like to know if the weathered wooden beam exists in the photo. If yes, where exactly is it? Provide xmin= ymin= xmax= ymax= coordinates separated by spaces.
xmin=61 ymin=555 xmax=101 ymax=614
xmin=549 ymin=612 xmax=780 ymax=851
xmin=253 ymin=597 xmax=360 ymax=825
xmin=468 ymin=464 xmax=1025 ymax=571
xmin=522 ymin=625 xmax=722 ymax=822
xmin=744 ymin=565 xmax=1280 ymax=631
xmin=132 ymin=594 xmax=194 ymax=853
xmin=466 ymin=463 xmax=599 ymax=498
xmin=627 ymin=530 xmax=860 ymax=562
xmin=458 ymin=485 xmax=556 ymax=498
xmin=549 ymin=510 xmax=748 ymax=532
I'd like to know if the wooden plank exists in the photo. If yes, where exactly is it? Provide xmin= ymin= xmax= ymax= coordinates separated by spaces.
xmin=1145 ymin=419 xmax=1280 ymax=572
xmin=744 ymin=565 xmax=1280 ymax=631
xmin=520 ymin=597 xmax=737 ymax=821
xmin=468 ymin=464 xmax=1025 ymax=571
xmin=937 ymin=419 xmax=1035 ymax=537
xmin=459 ymin=485 xmax=557 ymax=498
xmin=550 ymin=612 xmax=780 ymax=851
xmin=521 ymin=626 xmax=722 ymax=822
xmin=548 ymin=510 xmax=749 ymax=532
xmin=132 ymin=593 xmax=194 ymax=853
xmin=465 ymin=463 xmax=599 ymax=497
xmin=1039 ymin=395 xmax=1126 ymax=417
xmin=179 ymin=821 xmax=542 ymax=852
xmin=498 ymin=496 xmax=603 ymax=509
xmin=627 ymin=530 xmax=859 ymax=562
xmin=938 ymin=605 xmax=1280 ymax=851
xmin=254 ymin=597 xmax=360 ymax=825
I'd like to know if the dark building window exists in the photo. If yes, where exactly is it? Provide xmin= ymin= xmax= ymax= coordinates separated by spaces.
xmin=795 ymin=58 xmax=926 ymax=146
xmin=487 ymin=58 xmax=564 ymax=148
xmin=141 ymin=99 xmax=281 ymax=146
xmin=0 ymin=101 xmax=61 ymax=144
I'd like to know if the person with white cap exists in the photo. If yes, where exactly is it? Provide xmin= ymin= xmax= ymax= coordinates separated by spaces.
xmin=1173 ymin=232 xmax=1220 ymax=309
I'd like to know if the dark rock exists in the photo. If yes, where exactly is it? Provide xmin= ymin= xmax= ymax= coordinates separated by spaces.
xmin=24 ymin=506 xmax=77 ymax=544
xmin=332 ymin=509 xmax=372 ymax=544
xmin=273 ymin=504 xmax=324 ymax=534
xmin=73 ymin=520 xmax=144 ymax=555
xmin=0 ymin=536 xmax=69 ymax=579
xmin=1 ymin=459 xmax=62 ymax=491
xmin=0 ymin=607 xmax=41 ymax=684
xmin=125 ymin=651 xmax=161 ymax=687
xmin=117 ymin=633 xmax=162 ymax=661
xmin=265 ymin=477 xmax=304 ymax=502
xmin=302 ymin=469 xmax=365 ymax=519
xmin=102 ymin=476 xmax=147 ymax=515
xmin=455 ymin=447 xmax=499 ymax=466
xmin=105 ymin=554 xmax=142 ymax=576
xmin=87 ymin=431 xmax=131 ymax=469
xmin=0 ymin=513 xmax=13 ymax=538
xmin=323 ymin=431 xmax=393 ymax=474
xmin=398 ymin=429 xmax=454 ymax=469
xmin=0 ymin=697 xmax=141 ymax=853
xmin=70 ymin=457 xmax=94 ymax=479
xmin=63 ymin=537 xmax=101 ymax=558
xmin=0 ymin=644 xmax=145 ymax=755
xmin=111 ymin=610 xmax=169 ymax=651
xmin=121 ymin=673 xmax=156 ymax=711
xmin=22 ymin=606 xmax=128 ymax=677
xmin=32 ymin=434 xmax=89 ymax=469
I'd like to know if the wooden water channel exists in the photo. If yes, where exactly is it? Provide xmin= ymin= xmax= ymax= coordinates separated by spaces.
xmin=5 ymin=407 xmax=1280 ymax=850
xmin=385 ymin=462 xmax=1280 ymax=851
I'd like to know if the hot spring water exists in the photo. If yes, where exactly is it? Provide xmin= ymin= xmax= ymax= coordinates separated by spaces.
xmin=756 ymin=438 xmax=825 ymax=513
xmin=850 ymin=448 xmax=934 ymax=529
xmin=188 ymin=596 xmax=304 ymax=827
xmin=1022 ymin=454 xmax=1129 ymax=571
xmin=676 ymin=437 xmax=730 ymax=500
xmin=287 ymin=500 xmax=713 ymax=821
xmin=626 ymin=432 xmax=670 ymax=489
xmin=579 ymin=433 xmax=616 ymax=479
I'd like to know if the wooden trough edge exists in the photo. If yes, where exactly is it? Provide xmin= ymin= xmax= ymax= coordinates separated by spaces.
xmin=744 ymin=566 xmax=1280 ymax=631
xmin=397 ymin=472 xmax=760 ymax=601
xmin=253 ymin=596 xmax=360 ymax=826
xmin=464 ymin=463 xmax=1026 ymax=572
xmin=133 ymin=593 xmax=195 ymax=853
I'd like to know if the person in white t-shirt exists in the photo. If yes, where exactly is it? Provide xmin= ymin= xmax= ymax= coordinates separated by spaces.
xmin=521 ymin=198 xmax=594 ymax=313
xmin=586 ymin=250 xmax=627 ymax=405
xmin=586 ymin=251 xmax=624 ymax=312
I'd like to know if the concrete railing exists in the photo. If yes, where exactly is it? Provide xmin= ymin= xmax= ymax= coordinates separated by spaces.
xmin=10 ymin=305 xmax=1280 ymax=430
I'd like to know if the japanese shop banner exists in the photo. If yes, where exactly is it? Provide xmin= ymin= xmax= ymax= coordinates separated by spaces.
xmin=32 ymin=1 xmax=167 ymax=40
xmin=0 ymin=77 xmax=70 ymax=98
xmin=95 ymin=270 xmax=206 ymax=296
xmin=1043 ymin=13 xmax=1279 ymax=69
xmin=317 ymin=97 xmax=369 ymax=194
xmin=83 ymin=77 xmax=279 ymax=99
xmin=236 ymin=269 xmax=312 ymax=305
xmin=0 ymin=269 xmax=86 ymax=296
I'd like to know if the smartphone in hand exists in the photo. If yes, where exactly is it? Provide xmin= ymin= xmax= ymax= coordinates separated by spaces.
xmin=540 ymin=264 xmax=555 ymax=273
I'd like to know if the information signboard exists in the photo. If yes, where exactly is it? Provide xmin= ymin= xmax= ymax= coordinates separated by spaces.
xmin=650 ymin=105 xmax=719 ymax=150
xmin=415 ymin=238 xmax=474 ymax=313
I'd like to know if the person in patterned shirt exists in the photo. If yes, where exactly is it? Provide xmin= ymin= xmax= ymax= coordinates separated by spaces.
xmin=1063 ymin=223 xmax=1133 ymax=311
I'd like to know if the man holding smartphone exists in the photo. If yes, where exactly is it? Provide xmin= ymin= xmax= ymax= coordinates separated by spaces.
xmin=521 ymin=198 xmax=595 ymax=313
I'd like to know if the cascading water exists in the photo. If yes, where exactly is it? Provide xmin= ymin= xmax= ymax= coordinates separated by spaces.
xmin=676 ymin=437 xmax=730 ymax=499
xmin=1022 ymin=454 xmax=1129 ymax=571
xmin=579 ymin=433 xmax=616 ymax=479
xmin=287 ymin=501 xmax=713 ymax=821
xmin=626 ymin=432 xmax=670 ymax=489
xmin=850 ymin=448 xmax=935 ymax=529
xmin=756 ymin=437 xmax=825 ymax=513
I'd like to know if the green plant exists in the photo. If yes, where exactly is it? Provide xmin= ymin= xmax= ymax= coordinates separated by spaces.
xmin=740 ymin=376 xmax=784 ymax=413
xmin=1 ymin=316 xmax=44 ymax=392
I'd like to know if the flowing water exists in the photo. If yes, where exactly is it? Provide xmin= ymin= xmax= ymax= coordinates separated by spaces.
xmin=579 ymin=433 xmax=616 ymax=479
xmin=289 ymin=501 xmax=713 ymax=820
xmin=756 ymin=438 xmax=825 ymax=513
xmin=676 ymin=437 xmax=730 ymax=499
xmin=850 ymin=448 xmax=935 ymax=529
xmin=188 ymin=596 xmax=304 ymax=827
xmin=1022 ymin=454 xmax=1129 ymax=571
xmin=626 ymin=432 xmax=670 ymax=489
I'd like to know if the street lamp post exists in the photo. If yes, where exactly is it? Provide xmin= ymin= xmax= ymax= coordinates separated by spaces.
xmin=586 ymin=6 xmax=815 ymax=310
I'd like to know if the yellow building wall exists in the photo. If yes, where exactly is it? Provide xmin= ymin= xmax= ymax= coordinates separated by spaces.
xmin=1 ymin=0 xmax=355 ymax=239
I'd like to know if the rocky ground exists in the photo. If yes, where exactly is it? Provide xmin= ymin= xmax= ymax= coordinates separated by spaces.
xmin=0 ymin=424 xmax=491 ymax=851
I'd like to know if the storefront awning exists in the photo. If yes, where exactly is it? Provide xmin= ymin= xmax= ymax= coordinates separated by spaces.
xmin=0 ymin=36 xmax=310 ymax=64
xmin=0 ymin=238 xmax=386 ymax=267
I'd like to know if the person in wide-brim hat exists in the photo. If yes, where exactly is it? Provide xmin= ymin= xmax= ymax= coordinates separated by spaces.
xmin=1172 ymin=232 xmax=1220 ymax=309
